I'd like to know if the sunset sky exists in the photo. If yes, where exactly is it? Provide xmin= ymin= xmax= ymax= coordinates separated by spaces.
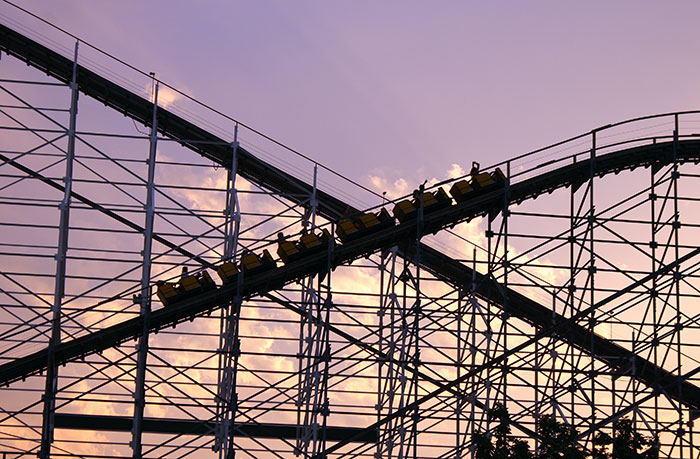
xmin=3 ymin=3 xmax=700 ymax=457
xmin=4 ymin=1 xmax=700 ymax=189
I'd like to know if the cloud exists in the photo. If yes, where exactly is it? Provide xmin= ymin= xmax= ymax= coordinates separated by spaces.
xmin=447 ymin=163 xmax=466 ymax=179
xmin=368 ymin=174 xmax=410 ymax=199
xmin=368 ymin=162 xmax=469 ymax=201
xmin=150 ymin=84 xmax=183 ymax=109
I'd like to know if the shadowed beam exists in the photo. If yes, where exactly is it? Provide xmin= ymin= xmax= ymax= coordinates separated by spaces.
xmin=54 ymin=413 xmax=378 ymax=443
xmin=313 ymin=246 xmax=700 ymax=458
xmin=4 ymin=19 xmax=700 ymax=423
xmin=3 ymin=145 xmax=700 ymax=419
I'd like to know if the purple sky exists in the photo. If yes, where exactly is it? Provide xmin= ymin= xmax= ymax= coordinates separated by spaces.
xmin=3 ymin=4 xmax=700 ymax=455
xmin=4 ymin=1 xmax=700 ymax=196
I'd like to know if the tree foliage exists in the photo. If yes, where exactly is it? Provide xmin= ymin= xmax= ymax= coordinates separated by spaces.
xmin=472 ymin=404 xmax=533 ymax=459
xmin=592 ymin=418 xmax=659 ymax=459
xmin=535 ymin=414 xmax=586 ymax=459
xmin=471 ymin=405 xmax=659 ymax=459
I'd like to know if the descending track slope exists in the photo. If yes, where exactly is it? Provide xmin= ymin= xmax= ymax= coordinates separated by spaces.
xmin=2 ymin=22 xmax=700 ymax=415
xmin=2 ymin=138 xmax=700 ymax=414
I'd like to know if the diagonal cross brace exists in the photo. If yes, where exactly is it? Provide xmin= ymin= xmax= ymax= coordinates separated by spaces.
xmin=3 ymin=20 xmax=700 ymax=423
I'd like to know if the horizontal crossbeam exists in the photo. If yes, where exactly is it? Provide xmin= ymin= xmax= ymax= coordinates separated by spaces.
xmin=3 ymin=21 xmax=700 ymax=418
xmin=54 ymin=413 xmax=377 ymax=442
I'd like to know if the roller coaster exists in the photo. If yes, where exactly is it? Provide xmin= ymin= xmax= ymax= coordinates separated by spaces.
xmin=3 ymin=9 xmax=700 ymax=459
xmin=155 ymin=165 xmax=505 ymax=309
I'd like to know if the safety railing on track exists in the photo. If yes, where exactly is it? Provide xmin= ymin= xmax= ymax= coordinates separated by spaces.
xmin=0 ymin=2 xmax=384 ymax=212
xmin=5 ymin=1 xmax=700 ymax=218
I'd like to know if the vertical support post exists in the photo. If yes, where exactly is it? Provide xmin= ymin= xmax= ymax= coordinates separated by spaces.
xmin=470 ymin=251 xmax=479 ymax=459
xmin=398 ymin=257 xmax=413 ymax=458
xmin=534 ymin=306 xmax=540 ymax=455
xmin=649 ymin=160 xmax=659 ymax=429
xmin=501 ymin=162 xmax=510 ymax=405
xmin=588 ymin=130 xmax=597 ymax=434
xmin=224 ymin=124 xmax=241 ymax=261
xmin=376 ymin=245 xmax=402 ymax=459
xmin=131 ymin=78 xmax=159 ymax=459
xmin=311 ymin=164 xmax=318 ymax=229
xmin=376 ymin=245 xmax=388 ymax=457
xmin=295 ymin=164 xmax=331 ymax=457
xmin=215 ymin=124 xmax=241 ymax=459
xmin=410 ymin=185 xmax=424 ymax=459
xmin=40 ymin=40 xmax=79 ymax=459
xmin=568 ymin=155 xmax=577 ymax=420
xmin=672 ymin=115 xmax=684 ymax=450
xmin=485 ymin=199 xmax=495 ymax=412
xmin=455 ymin=253 xmax=477 ymax=459
xmin=375 ymin=188 xmax=423 ymax=459
xmin=295 ymin=287 xmax=331 ymax=457
xmin=455 ymin=284 xmax=464 ymax=459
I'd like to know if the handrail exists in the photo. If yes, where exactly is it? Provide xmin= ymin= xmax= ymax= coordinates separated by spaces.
xmin=3 ymin=1 xmax=700 ymax=210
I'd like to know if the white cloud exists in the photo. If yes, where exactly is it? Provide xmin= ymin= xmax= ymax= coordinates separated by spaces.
xmin=447 ymin=163 xmax=466 ymax=179
xmin=150 ymin=84 xmax=183 ymax=109
xmin=369 ymin=174 xmax=410 ymax=200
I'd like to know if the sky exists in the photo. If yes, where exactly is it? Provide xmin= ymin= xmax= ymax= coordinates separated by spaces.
xmin=3 ymin=2 xmax=700 ymax=456
xmin=4 ymin=1 xmax=700 ymax=191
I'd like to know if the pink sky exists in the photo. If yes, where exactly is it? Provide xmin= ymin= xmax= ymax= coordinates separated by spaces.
xmin=4 ymin=1 xmax=700 ymax=188
xmin=2 ymin=3 xmax=700 ymax=456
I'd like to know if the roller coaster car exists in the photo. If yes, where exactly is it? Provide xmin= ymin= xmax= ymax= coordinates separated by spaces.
xmin=449 ymin=180 xmax=474 ymax=203
xmin=471 ymin=172 xmax=496 ymax=189
xmin=240 ymin=249 xmax=276 ymax=274
xmin=472 ymin=167 xmax=506 ymax=189
xmin=449 ymin=168 xmax=506 ymax=204
xmin=299 ymin=228 xmax=331 ymax=250
xmin=358 ymin=208 xmax=393 ymax=231
xmin=156 ymin=270 xmax=216 ymax=307
xmin=393 ymin=199 xmax=416 ymax=223
xmin=337 ymin=209 xmax=394 ymax=243
xmin=156 ymin=282 xmax=180 ymax=307
xmin=491 ymin=167 xmax=506 ymax=184
xmin=216 ymin=261 xmax=239 ymax=284
xmin=277 ymin=238 xmax=301 ymax=264
xmin=420 ymin=187 xmax=452 ymax=214
xmin=181 ymin=270 xmax=216 ymax=294
xmin=336 ymin=219 xmax=359 ymax=243
xmin=276 ymin=229 xmax=330 ymax=265
xmin=393 ymin=188 xmax=452 ymax=223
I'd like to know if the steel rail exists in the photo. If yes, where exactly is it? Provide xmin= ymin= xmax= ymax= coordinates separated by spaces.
xmin=2 ymin=140 xmax=700 ymax=412
xmin=313 ymin=246 xmax=700 ymax=458
xmin=3 ymin=20 xmax=700 ymax=425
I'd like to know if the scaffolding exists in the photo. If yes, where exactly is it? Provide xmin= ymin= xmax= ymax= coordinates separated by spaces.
xmin=3 ymin=10 xmax=700 ymax=459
